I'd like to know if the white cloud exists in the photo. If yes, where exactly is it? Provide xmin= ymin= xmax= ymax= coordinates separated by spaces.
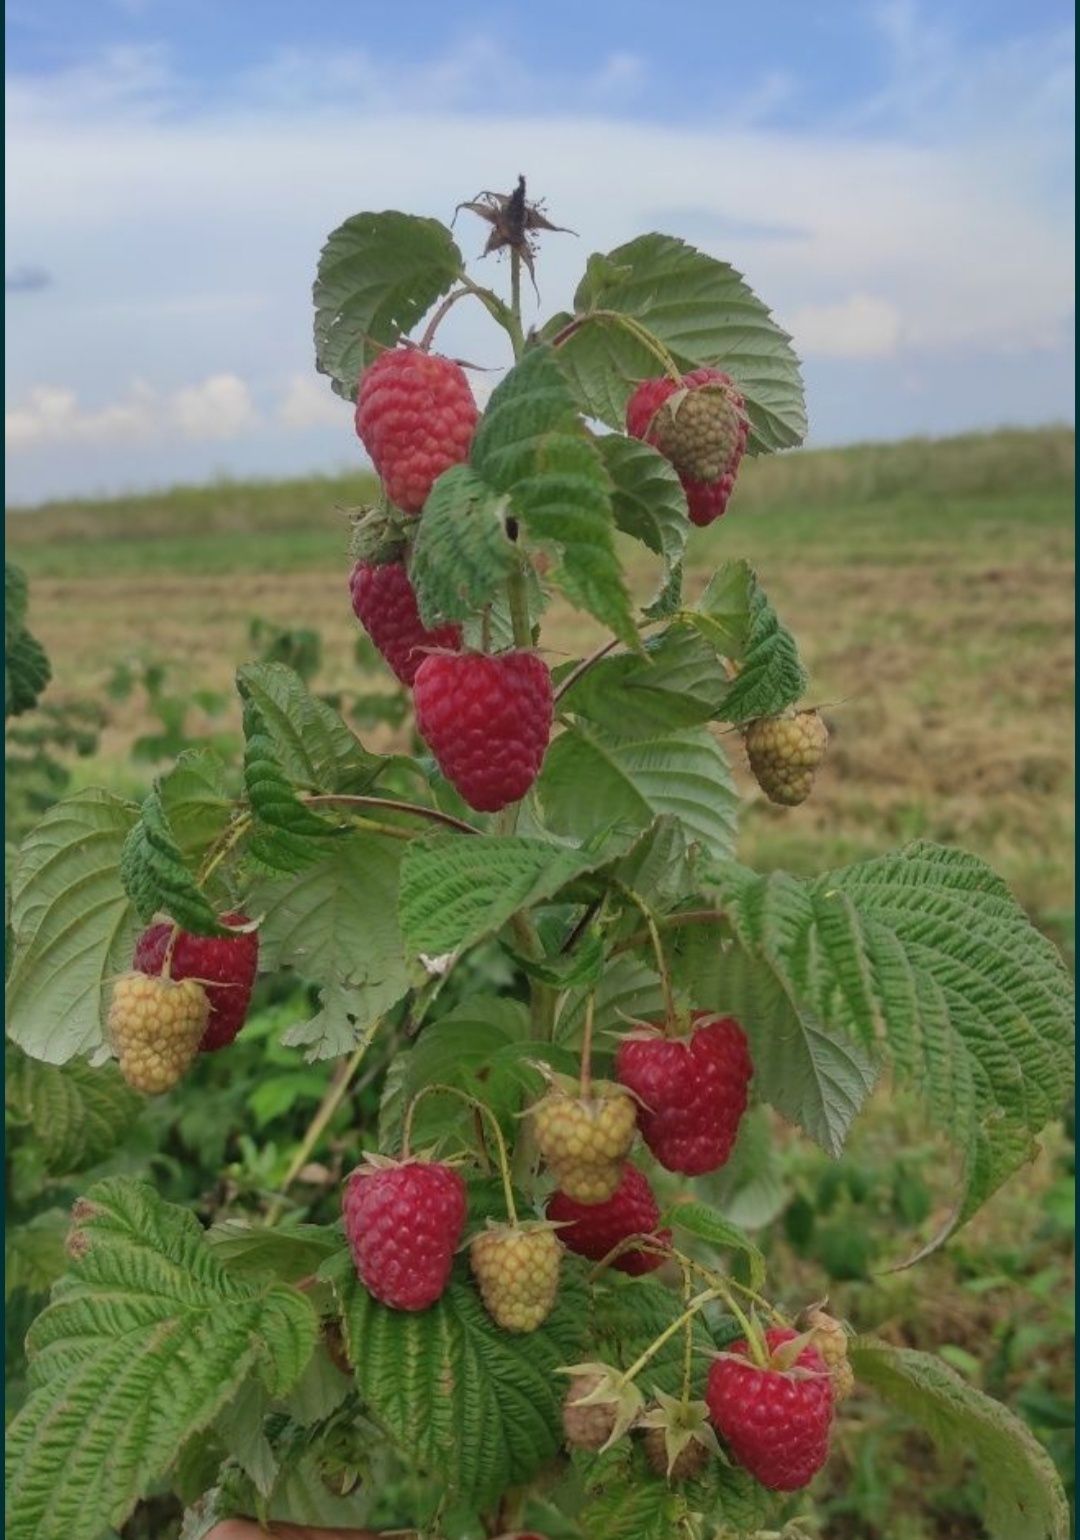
xmin=6 ymin=373 xmax=259 ymax=450
xmin=789 ymin=293 xmax=903 ymax=358
xmin=2 ymin=9 xmax=1072 ymax=500
xmin=278 ymin=373 xmax=350 ymax=430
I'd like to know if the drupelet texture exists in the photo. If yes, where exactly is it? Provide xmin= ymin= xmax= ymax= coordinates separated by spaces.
xmin=412 ymin=649 xmax=553 ymax=813
xmin=615 ymin=1014 xmax=752 ymax=1176
xmin=349 ymin=559 xmax=462 ymax=686
xmin=343 ymin=1158 xmax=467 ymax=1312
xmin=355 ymin=349 xmax=478 ymax=514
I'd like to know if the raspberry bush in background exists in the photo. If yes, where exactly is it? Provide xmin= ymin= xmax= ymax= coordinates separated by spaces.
xmin=4 ymin=178 xmax=1074 ymax=1540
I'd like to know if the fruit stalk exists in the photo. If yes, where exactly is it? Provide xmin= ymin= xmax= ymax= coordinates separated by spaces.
xmin=266 ymin=1021 xmax=379 ymax=1223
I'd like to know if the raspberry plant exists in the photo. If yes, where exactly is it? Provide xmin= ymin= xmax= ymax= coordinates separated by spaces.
xmin=5 ymin=178 xmax=1073 ymax=1540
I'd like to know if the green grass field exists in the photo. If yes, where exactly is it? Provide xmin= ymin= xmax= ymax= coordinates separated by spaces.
xmin=8 ymin=425 xmax=1075 ymax=953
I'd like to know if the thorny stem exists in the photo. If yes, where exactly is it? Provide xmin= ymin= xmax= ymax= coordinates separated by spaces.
xmin=266 ymin=1022 xmax=380 ymax=1224
xmin=304 ymin=794 xmax=478 ymax=836
xmin=404 ymin=1082 xmax=517 ymax=1225
xmin=619 ymin=1289 xmax=724 ymax=1387
xmin=619 ymin=886 xmax=677 ymax=1030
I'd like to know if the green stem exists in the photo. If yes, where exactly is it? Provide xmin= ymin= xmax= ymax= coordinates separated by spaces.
xmin=680 ymin=1263 xmax=695 ymax=1404
xmin=619 ymin=886 xmax=677 ymax=1029
xmin=404 ymin=1082 xmax=517 ymax=1224
xmin=506 ymin=562 xmax=533 ymax=649
xmin=266 ymin=1024 xmax=379 ymax=1223
xmin=304 ymin=794 xmax=477 ymax=836
xmin=579 ymin=993 xmax=596 ymax=1098
xmin=549 ymin=310 xmax=682 ymax=380
xmin=619 ymin=1289 xmax=724 ymax=1387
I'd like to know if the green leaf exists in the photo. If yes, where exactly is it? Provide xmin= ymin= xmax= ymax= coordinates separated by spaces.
xmin=205 ymin=1220 xmax=342 ymax=1285
xmin=313 ymin=211 xmax=463 ymax=399
xmin=5 ymin=1177 xmax=318 ymax=1540
xmin=667 ymin=1202 xmax=766 ymax=1290
xmin=471 ymin=345 xmax=637 ymax=647
xmin=121 ymin=779 xmax=225 ymax=934
xmin=579 ymin=1462 xmax=687 ymax=1540
xmin=326 ymin=1251 xmax=588 ymax=1508
xmin=556 ymin=624 xmax=730 ymax=734
xmin=242 ymin=699 xmax=337 ymax=873
xmin=539 ymin=723 xmax=738 ymax=863
xmin=698 ymin=1108 xmax=789 ymax=1231
xmin=598 ymin=433 xmax=689 ymax=591
xmin=672 ymin=922 xmax=879 ymax=1157
xmin=556 ymin=954 xmax=666 ymax=1050
xmin=850 ymin=1337 xmax=1069 ymax=1540
xmin=6 ymin=1050 xmax=142 ymax=1174
xmin=685 ymin=559 xmax=808 ymax=723
xmin=236 ymin=663 xmax=385 ymax=794
xmin=557 ymin=232 xmax=806 ymax=453
xmin=251 ymin=833 xmax=418 ymax=1060
xmin=410 ymin=463 xmax=516 ymax=624
xmin=711 ymin=845 xmax=1075 ymax=1244
xmin=591 ymin=1275 xmax=717 ymax=1399
xmin=399 ymin=833 xmax=602 ymax=956
xmin=6 ymin=791 xmax=140 ymax=1063
xmin=6 ymin=1211 xmax=70 ymax=1300
xmin=157 ymin=748 xmax=236 ymax=860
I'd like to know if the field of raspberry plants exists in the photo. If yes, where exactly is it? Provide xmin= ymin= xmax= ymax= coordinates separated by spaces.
xmin=5 ymin=181 xmax=1075 ymax=1540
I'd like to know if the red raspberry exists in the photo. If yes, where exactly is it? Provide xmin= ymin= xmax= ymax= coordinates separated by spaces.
xmin=355 ymin=349 xmax=478 ymax=514
xmin=349 ymin=559 xmax=461 ymax=687
xmin=546 ymin=1163 xmax=671 ymax=1275
xmin=133 ymin=910 xmax=258 ymax=1053
xmin=706 ymin=1326 xmax=833 ymax=1491
xmin=625 ymin=368 xmax=749 ymax=526
xmin=343 ymin=1157 xmax=466 ymax=1312
xmin=615 ymin=1014 xmax=752 ymax=1176
xmin=412 ymin=650 xmax=553 ymax=813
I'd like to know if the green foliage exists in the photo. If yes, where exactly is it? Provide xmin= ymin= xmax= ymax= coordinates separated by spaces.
xmin=327 ymin=1250 xmax=589 ymax=1508
xmin=6 ymin=1048 xmax=142 ymax=1175
xmin=685 ymin=558 xmax=808 ymax=722
xmin=545 ymin=232 xmax=806 ymax=451
xmin=470 ymin=344 xmax=638 ymax=645
xmin=6 ymin=1178 xmax=318 ymax=1540
xmin=313 ymin=211 xmax=464 ymax=398
xmin=707 ymin=845 xmax=1074 ymax=1245
xmin=252 ymin=832 xmax=418 ymax=1058
xmin=539 ymin=722 xmax=738 ymax=861
xmin=850 ymin=1337 xmax=1070 ymax=1540
xmin=410 ymin=464 xmax=517 ymax=624
xmin=6 ymin=789 xmax=140 ymax=1062
xmin=399 ymin=833 xmax=605 ymax=956
xmin=5 ymin=563 xmax=52 ymax=719
xmin=121 ymin=776 xmax=227 ymax=934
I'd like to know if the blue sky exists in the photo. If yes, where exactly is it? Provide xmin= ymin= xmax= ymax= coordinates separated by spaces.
xmin=6 ymin=0 xmax=1074 ymax=505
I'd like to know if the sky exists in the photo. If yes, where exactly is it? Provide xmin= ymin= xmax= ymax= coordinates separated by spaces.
xmin=5 ymin=0 xmax=1075 ymax=506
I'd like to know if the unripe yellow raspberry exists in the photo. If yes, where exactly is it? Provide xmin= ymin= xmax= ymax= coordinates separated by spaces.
xmin=651 ymin=380 xmax=745 ymax=484
xmin=469 ymin=1222 xmax=560 ymax=1333
xmin=108 ymin=971 xmax=209 ymax=1094
xmin=800 ymin=1306 xmax=855 ymax=1403
xmin=533 ymin=1083 xmax=636 ymax=1203
xmin=743 ymin=708 xmax=829 ymax=807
